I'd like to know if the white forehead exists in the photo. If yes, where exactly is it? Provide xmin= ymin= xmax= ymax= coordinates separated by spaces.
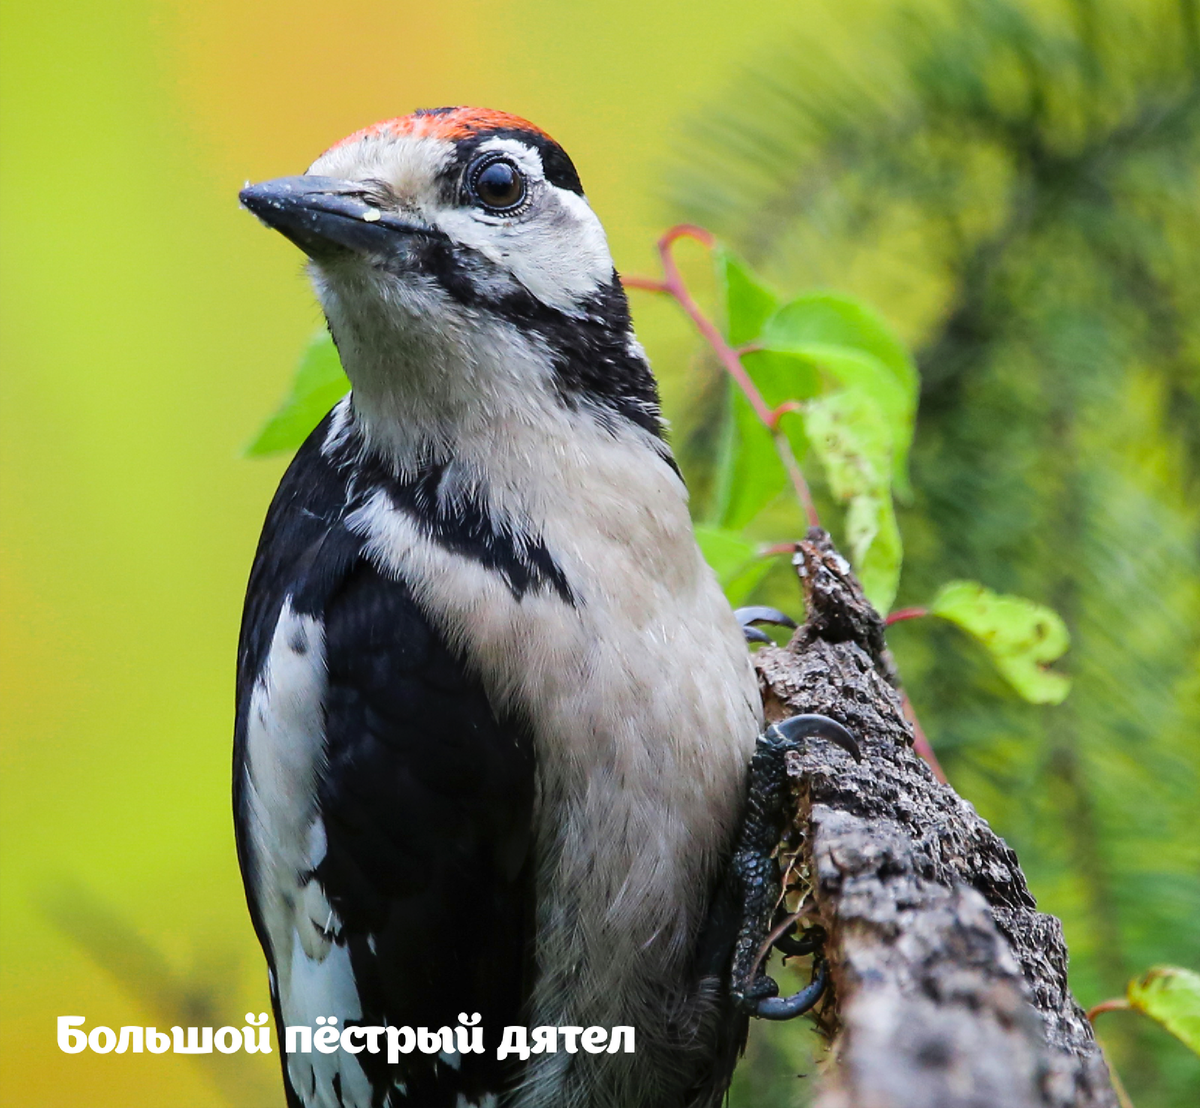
xmin=308 ymin=134 xmax=454 ymax=192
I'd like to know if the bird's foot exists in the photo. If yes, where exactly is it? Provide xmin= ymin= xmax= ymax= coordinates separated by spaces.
xmin=771 ymin=917 xmax=821 ymax=958
xmin=728 ymin=715 xmax=859 ymax=1020
xmin=735 ymin=606 xmax=796 ymax=645
xmin=743 ymin=956 xmax=829 ymax=1020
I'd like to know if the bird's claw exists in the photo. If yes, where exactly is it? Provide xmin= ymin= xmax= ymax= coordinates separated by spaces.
xmin=766 ymin=714 xmax=862 ymax=763
xmin=772 ymin=920 xmax=820 ymax=958
xmin=735 ymin=606 xmax=797 ymax=645
xmin=733 ymin=922 xmax=826 ymax=1019
xmin=752 ymin=959 xmax=828 ymax=1020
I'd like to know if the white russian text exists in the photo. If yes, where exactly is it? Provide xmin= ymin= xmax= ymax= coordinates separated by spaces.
xmin=115 ymin=1027 xmax=144 ymax=1053
xmin=171 ymin=1026 xmax=213 ymax=1053
xmin=496 ymin=1026 xmax=530 ymax=1061
xmin=607 ymin=1026 xmax=635 ymax=1053
xmin=57 ymin=1016 xmax=86 ymax=1054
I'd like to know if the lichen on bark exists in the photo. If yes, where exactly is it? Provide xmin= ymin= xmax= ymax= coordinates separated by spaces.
xmin=754 ymin=528 xmax=1118 ymax=1108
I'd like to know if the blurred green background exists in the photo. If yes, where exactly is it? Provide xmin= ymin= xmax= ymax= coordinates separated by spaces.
xmin=1 ymin=0 xmax=1196 ymax=1106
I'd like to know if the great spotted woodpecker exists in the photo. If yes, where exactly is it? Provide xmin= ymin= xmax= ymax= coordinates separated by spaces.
xmin=235 ymin=107 xmax=857 ymax=1108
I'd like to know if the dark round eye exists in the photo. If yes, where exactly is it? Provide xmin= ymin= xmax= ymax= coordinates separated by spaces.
xmin=471 ymin=158 xmax=526 ymax=211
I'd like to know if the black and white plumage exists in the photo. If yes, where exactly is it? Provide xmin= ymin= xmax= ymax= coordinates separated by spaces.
xmin=234 ymin=108 xmax=763 ymax=1108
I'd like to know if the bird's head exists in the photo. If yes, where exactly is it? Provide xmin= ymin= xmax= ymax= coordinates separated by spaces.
xmin=241 ymin=107 xmax=613 ymax=316
xmin=241 ymin=107 xmax=657 ymax=443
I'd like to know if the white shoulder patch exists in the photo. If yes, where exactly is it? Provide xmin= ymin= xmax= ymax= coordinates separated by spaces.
xmin=322 ymin=395 xmax=355 ymax=457
xmin=285 ymin=944 xmax=372 ymax=1108
xmin=242 ymin=597 xmax=372 ymax=1108
xmin=244 ymin=597 xmax=326 ymax=908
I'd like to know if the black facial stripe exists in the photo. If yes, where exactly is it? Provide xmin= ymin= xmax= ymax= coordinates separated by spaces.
xmin=538 ymin=276 xmax=664 ymax=432
xmin=385 ymin=236 xmax=664 ymax=437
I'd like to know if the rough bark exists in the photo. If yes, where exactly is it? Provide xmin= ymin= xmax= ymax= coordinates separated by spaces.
xmin=754 ymin=528 xmax=1118 ymax=1108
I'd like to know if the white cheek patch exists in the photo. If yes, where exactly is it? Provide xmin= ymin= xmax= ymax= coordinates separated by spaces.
xmin=435 ymin=137 xmax=613 ymax=313
xmin=305 ymin=131 xmax=613 ymax=314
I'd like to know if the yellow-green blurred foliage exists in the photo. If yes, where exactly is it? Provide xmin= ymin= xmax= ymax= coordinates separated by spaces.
xmin=0 ymin=2 xmax=864 ymax=1104
xmin=674 ymin=2 xmax=1200 ymax=1104
xmin=2 ymin=0 xmax=1196 ymax=1106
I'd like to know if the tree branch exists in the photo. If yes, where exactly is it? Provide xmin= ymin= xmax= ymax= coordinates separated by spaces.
xmin=753 ymin=529 xmax=1119 ymax=1108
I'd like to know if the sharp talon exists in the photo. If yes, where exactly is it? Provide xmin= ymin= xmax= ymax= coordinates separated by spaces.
xmin=742 ymin=626 xmax=773 ymax=644
xmin=773 ymin=927 xmax=819 ymax=958
xmin=753 ymin=960 xmax=828 ymax=1021
xmin=735 ymin=606 xmax=798 ymax=630
xmin=769 ymin=714 xmax=862 ymax=763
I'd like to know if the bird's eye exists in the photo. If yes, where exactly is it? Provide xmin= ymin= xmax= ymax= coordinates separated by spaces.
xmin=470 ymin=158 xmax=526 ymax=212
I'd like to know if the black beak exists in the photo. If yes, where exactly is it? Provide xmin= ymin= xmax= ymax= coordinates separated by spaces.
xmin=239 ymin=176 xmax=439 ymax=260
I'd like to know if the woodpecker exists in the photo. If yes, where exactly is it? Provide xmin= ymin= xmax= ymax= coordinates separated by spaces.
xmin=235 ymin=107 xmax=857 ymax=1108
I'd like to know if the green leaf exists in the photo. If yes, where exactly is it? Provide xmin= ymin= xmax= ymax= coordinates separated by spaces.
xmin=694 ymin=525 xmax=773 ymax=607
xmin=764 ymin=292 xmax=916 ymax=399
xmin=764 ymin=341 xmax=909 ymax=468
xmin=709 ymin=251 xmax=795 ymax=528
xmin=694 ymin=525 xmax=757 ymax=579
xmin=762 ymin=294 xmax=918 ymax=497
xmin=711 ymin=386 xmax=788 ymax=530
xmin=845 ymin=490 xmax=903 ymax=617
xmin=711 ymin=345 xmax=825 ymax=529
xmin=930 ymin=581 xmax=1072 ymax=704
xmin=245 ymin=331 xmax=350 ymax=457
xmin=803 ymin=390 xmax=902 ymax=612
xmin=1127 ymin=966 xmax=1200 ymax=1056
xmin=716 ymin=248 xmax=780 ymax=346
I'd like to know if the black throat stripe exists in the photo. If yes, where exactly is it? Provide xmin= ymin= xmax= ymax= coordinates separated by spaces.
xmin=335 ymin=427 xmax=576 ymax=607
xmin=375 ymin=458 xmax=577 ymax=606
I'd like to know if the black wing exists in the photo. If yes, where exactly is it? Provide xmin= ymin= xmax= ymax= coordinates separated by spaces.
xmin=234 ymin=409 xmax=537 ymax=1108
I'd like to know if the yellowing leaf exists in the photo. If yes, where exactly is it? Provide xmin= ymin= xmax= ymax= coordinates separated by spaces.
xmin=763 ymin=295 xmax=918 ymax=498
xmin=1127 ymin=966 xmax=1200 ymax=1056
xmin=804 ymin=391 xmax=902 ymax=613
xmin=930 ymin=581 xmax=1071 ymax=704
xmin=845 ymin=490 xmax=903 ymax=616
xmin=245 ymin=331 xmax=350 ymax=457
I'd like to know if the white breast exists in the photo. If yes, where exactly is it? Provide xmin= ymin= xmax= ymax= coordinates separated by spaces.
xmin=350 ymin=403 xmax=762 ymax=1068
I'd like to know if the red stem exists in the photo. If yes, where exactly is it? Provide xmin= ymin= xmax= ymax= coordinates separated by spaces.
xmin=625 ymin=226 xmax=820 ymax=529
xmin=622 ymin=276 xmax=670 ymax=293
xmin=886 ymin=606 xmax=929 ymax=626
xmin=628 ymin=226 xmax=949 ymax=784
xmin=1086 ymin=998 xmax=1131 ymax=1023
